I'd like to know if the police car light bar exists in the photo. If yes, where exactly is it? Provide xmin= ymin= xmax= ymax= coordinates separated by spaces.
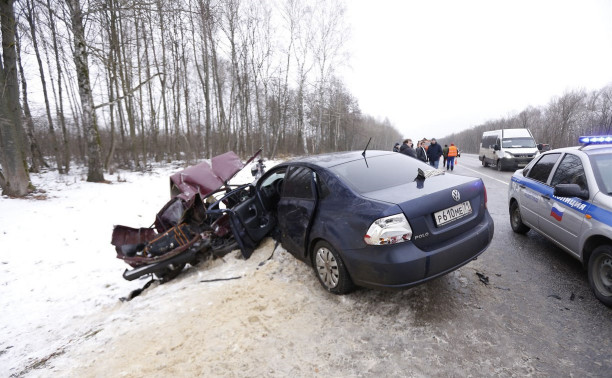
xmin=578 ymin=135 xmax=612 ymax=144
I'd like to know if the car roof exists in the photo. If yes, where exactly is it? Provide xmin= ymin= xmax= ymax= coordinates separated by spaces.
xmin=580 ymin=144 xmax=612 ymax=156
xmin=285 ymin=150 xmax=395 ymax=168
xmin=542 ymin=144 xmax=612 ymax=157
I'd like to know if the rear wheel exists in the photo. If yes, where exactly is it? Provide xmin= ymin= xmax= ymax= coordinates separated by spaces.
xmin=510 ymin=201 xmax=530 ymax=234
xmin=481 ymin=157 xmax=487 ymax=167
xmin=312 ymin=241 xmax=354 ymax=295
xmin=588 ymin=245 xmax=612 ymax=307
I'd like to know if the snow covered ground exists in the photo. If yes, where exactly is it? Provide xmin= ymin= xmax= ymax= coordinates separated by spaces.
xmin=0 ymin=160 xmax=280 ymax=377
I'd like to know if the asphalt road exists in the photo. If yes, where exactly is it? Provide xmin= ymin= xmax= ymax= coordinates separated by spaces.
xmin=447 ymin=153 xmax=611 ymax=374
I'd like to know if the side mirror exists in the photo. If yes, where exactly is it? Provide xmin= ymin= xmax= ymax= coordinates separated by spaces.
xmin=554 ymin=184 xmax=589 ymax=200
xmin=494 ymin=144 xmax=500 ymax=151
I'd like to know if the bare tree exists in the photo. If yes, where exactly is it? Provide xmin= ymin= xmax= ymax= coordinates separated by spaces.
xmin=311 ymin=0 xmax=347 ymax=153
xmin=24 ymin=0 xmax=63 ymax=173
xmin=15 ymin=27 xmax=46 ymax=172
xmin=545 ymin=90 xmax=586 ymax=148
xmin=65 ymin=0 xmax=104 ymax=182
xmin=46 ymin=0 xmax=70 ymax=172
xmin=0 ymin=0 xmax=31 ymax=196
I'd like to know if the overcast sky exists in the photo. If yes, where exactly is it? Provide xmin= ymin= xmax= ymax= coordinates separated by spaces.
xmin=341 ymin=0 xmax=612 ymax=140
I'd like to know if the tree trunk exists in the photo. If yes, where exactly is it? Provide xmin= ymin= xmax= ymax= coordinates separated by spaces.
xmin=142 ymin=18 xmax=158 ymax=161
xmin=0 ymin=0 xmax=31 ymax=196
xmin=25 ymin=0 xmax=63 ymax=173
xmin=15 ymin=27 xmax=46 ymax=172
xmin=66 ymin=0 xmax=104 ymax=182
xmin=154 ymin=0 xmax=170 ymax=161
xmin=135 ymin=15 xmax=147 ymax=166
xmin=47 ymin=0 xmax=70 ymax=172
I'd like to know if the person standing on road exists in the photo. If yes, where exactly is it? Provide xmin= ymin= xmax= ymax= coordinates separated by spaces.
xmin=446 ymin=143 xmax=458 ymax=171
xmin=393 ymin=142 xmax=401 ymax=152
xmin=416 ymin=140 xmax=428 ymax=163
xmin=442 ymin=144 xmax=449 ymax=167
xmin=400 ymin=139 xmax=416 ymax=158
xmin=426 ymin=138 xmax=443 ymax=168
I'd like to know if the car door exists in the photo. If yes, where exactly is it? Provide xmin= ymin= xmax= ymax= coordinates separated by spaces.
xmin=227 ymin=183 xmax=276 ymax=259
xmin=517 ymin=153 xmax=562 ymax=228
xmin=277 ymin=166 xmax=319 ymax=259
xmin=538 ymin=153 xmax=589 ymax=256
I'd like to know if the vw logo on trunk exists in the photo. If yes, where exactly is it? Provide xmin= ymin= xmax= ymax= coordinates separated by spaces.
xmin=452 ymin=189 xmax=461 ymax=202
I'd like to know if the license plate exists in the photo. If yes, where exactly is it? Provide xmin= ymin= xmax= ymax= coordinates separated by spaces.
xmin=434 ymin=201 xmax=473 ymax=226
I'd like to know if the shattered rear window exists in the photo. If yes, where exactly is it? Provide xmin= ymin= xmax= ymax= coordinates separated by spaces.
xmin=329 ymin=154 xmax=423 ymax=193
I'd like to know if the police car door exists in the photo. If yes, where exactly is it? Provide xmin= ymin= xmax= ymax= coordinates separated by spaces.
xmin=538 ymin=153 xmax=589 ymax=255
xmin=518 ymin=153 xmax=562 ymax=228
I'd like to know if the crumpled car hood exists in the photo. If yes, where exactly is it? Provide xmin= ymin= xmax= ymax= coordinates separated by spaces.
xmin=170 ymin=150 xmax=260 ymax=203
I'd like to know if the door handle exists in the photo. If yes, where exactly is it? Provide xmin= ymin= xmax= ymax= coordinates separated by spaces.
xmin=540 ymin=194 xmax=550 ymax=200
xmin=519 ymin=184 xmax=526 ymax=189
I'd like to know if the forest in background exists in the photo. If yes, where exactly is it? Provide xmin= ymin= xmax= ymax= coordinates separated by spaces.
xmin=439 ymin=85 xmax=612 ymax=153
xmin=0 ymin=0 xmax=402 ymax=196
xmin=3 ymin=0 xmax=612 ymax=197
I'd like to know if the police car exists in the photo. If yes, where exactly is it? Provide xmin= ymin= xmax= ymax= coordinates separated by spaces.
xmin=508 ymin=136 xmax=612 ymax=307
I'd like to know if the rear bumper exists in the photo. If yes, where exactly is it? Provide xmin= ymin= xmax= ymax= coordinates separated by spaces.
xmin=341 ymin=211 xmax=494 ymax=290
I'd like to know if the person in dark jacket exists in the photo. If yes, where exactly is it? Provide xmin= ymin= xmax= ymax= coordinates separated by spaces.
xmin=426 ymin=138 xmax=443 ymax=168
xmin=393 ymin=142 xmax=401 ymax=152
xmin=399 ymin=139 xmax=416 ymax=158
xmin=442 ymin=144 xmax=449 ymax=166
xmin=416 ymin=140 xmax=428 ymax=162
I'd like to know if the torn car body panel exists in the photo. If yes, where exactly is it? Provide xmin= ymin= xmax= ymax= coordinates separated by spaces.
xmin=169 ymin=150 xmax=261 ymax=204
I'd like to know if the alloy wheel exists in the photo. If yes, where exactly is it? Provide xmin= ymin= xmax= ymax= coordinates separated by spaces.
xmin=315 ymin=247 xmax=339 ymax=289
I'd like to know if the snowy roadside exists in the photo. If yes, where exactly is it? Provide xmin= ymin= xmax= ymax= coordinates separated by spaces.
xmin=0 ymin=160 xmax=280 ymax=377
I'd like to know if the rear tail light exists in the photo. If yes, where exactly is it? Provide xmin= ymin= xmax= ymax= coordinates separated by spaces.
xmin=484 ymin=183 xmax=488 ymax=208
xmin=364 ymin=213 xmax=412 ymax=245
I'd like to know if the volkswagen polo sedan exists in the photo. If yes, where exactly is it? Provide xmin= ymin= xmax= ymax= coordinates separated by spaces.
xmin=217 ymin=150 xmax=494 ymax=294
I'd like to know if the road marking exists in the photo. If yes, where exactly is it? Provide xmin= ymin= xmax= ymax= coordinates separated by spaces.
xmin=459 ymin=164 xmax=509 ymax=186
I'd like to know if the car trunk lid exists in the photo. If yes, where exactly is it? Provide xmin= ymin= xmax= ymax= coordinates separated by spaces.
xmin=363 ymin=175 xmax=487 ymax=251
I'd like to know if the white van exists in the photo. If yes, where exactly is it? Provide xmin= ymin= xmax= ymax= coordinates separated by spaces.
xmin=479 ymin=129 xmax=539 ymax=171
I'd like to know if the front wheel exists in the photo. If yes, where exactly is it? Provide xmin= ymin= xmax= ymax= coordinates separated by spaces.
xmin=496 ymin=160 xmax=503 ymax=171
xmin=510 ymin=201 xmax=530 ymax=234
xmin=588 ymin=245 xmax=612 ymax=307
xmin=312 ymin=241 xmax=354 ymax=295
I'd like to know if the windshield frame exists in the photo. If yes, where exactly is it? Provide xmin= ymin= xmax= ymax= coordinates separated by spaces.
xmin=589 ymin=153 xmax=612 ymax=195
xmin=501 ymin=137 xmax=536 ymax=148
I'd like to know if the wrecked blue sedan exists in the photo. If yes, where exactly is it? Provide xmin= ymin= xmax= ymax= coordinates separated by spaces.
xmin=230 ymin=150 xmax=494 ymax=294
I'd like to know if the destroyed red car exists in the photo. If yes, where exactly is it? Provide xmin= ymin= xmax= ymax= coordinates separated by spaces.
xmin=111 ymin=150 xmax=265 ymax=282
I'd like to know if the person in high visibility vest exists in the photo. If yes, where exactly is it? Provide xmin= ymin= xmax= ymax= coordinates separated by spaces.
xmin=446 ymin=143 xmax=458 ymax=171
